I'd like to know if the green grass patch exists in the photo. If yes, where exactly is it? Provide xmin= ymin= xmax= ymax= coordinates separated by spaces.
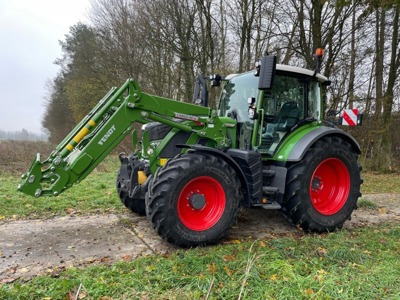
xmin=1 ymin=224 xmax=399 ymax=299
xmin=361 ymin=171 xmax=400 ymax=194
xmin=357 ymin=198 xmax=379 ymax=210
xmin=0 ymin=157 xmax=126 ymax=220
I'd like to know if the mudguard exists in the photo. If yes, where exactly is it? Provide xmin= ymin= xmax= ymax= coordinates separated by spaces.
xmin=179 ymin=144 xmax=261 ymax=207
xmin=286 ymin=126 xmax=361 ymax=162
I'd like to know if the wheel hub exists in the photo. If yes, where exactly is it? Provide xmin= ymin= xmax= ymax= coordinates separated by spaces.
xmin=309 ymin=158 xmax=350 ymax=215
xmin=189 ymin=193 xmax=206 ymax=210
xmin=311 ymin=177 xmax=322 ymax=190
xmin=177 ymin=176 xmax=226 ymax=231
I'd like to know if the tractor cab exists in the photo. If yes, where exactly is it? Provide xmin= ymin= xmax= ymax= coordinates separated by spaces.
xmin=218 ymin=63 xmax=329 ymax=155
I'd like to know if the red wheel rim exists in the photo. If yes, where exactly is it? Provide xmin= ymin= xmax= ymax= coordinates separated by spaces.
xmin=309 ymin=158 xmax=350 ymax=215
xmin=177 ymin=176 xmax=226 ymax=231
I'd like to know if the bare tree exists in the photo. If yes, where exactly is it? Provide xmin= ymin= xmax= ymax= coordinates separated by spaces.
xmin=372 ymin=3 xmax=400 ymax=170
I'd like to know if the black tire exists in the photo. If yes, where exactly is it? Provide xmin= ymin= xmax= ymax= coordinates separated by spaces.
xmin=116 ymin=169 xmax=146 ymax=216
xmin=146 ymin=153 xmax=242 ymax=247
xmin=281 ymin=136 xmax=362 ymax=232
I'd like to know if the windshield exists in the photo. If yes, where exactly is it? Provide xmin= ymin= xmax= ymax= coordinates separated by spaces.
xmin=218 ymin=72 xmax=259 ymax=123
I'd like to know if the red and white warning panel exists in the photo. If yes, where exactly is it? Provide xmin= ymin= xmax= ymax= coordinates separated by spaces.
xmin=341 ymin=109 xmax=363 ymax=126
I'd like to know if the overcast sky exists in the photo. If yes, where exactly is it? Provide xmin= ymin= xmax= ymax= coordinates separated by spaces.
xmin=0 ymin=0 xmax=91 ymax=134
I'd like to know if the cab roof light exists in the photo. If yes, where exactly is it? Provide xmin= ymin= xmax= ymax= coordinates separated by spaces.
xmin=315 ymin=48 xmax=324 ymax=58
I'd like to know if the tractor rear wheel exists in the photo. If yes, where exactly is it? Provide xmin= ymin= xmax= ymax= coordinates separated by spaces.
xmin=146 ymin=153 xmax=241 ymax=247
xmin=281 ymin=136 xmax=362 ymax=232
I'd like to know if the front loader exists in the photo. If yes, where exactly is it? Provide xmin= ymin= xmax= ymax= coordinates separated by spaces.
xmin=19 ymin=50 xmax=362 ymax=247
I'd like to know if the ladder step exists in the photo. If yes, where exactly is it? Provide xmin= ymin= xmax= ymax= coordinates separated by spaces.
xmin=261 ymin=201 xmax=281 ymax=210
xmin=262 ymin=169 xmax=276 ymax=177
xmin=262 ymin=186 xmax=279 ymax=194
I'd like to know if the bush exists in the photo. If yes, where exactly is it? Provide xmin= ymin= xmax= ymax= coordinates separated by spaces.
xmin=0 ymin=140 xmax=55 ymax=175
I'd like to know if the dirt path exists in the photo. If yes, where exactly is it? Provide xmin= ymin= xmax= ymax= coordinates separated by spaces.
xmin=1 ymin=194 xmax=399 ymax=283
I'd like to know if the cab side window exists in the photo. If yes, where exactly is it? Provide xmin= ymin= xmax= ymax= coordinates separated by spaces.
xmin=259 ymin=75 xmax=306 ymax=153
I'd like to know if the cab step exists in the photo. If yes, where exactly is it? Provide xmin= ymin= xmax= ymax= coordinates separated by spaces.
xmin=262 ymin=186 xmax=279 ymax=194
xmin=261 ymin=201 xmax=281 ymax=210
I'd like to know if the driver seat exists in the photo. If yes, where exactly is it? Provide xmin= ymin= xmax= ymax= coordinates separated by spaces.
xmin=275 ymin=101 xmax=301 ymax=131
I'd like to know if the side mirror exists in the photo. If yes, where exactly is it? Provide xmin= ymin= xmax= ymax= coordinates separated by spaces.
xmin=257 ymin=55 xmax=276 ymax=90
xmin=192 ymin=75 xmax=209 ymax=106
xmin=209 ymin=74 xmax=222 ymax=87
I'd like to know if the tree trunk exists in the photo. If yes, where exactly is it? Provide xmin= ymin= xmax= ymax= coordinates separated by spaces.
xmin=348 ymin=2 xmax=356 ymax=109
xmin=379 ymin=5 xmax=400 ymax=171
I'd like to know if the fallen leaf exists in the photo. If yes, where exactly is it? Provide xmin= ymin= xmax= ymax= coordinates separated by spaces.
xmin=223 ymin=265 xmax=233 ymax=277
xmin=65 ymin=208 xmax=75 ymax=215
xmin=305 ymin=288 xmax=314 ymax=295
xmin=223 ymin=254 xmax=235 ymax=262
xmin=379 ymin=207 xmax=388 ymax=214
xmin=121 ymin=254 xmax=131 ymax=261
xmin=19 ymin=267 xmax=29 ymax=273
xmin=316 ymin=247 xmax=327 ymax=256
xmin=78 ymin=290 xmax=88 ymax=299
xmin=207 ymin=264 xmax=217 ymax=274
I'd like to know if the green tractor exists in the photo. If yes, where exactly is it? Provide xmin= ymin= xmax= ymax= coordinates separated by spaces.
xmin=18 ymin=50 xmax=362 ymax=247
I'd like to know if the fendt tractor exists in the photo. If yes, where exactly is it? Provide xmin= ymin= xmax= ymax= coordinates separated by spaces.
xmin=18 ymin=49 xmax=362 ymax=247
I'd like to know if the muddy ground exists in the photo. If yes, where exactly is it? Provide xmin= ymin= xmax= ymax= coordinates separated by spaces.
xmin=1 ymin=194 xmax=399 ymax=283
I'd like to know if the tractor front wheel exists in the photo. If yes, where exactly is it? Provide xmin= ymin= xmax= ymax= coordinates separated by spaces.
xmin=146 ymin=153 xmax=241 ymax=247
xmin=116 ymin=163 xmax=146 ymax=216
xmin=282 ymin=136 xmax=362 ymax=232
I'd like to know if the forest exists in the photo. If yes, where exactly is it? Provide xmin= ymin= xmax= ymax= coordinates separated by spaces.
xmin=0 ymin=129 xmax=47 ymax=141
xmin=42 ymin=0 xmax=400 ymax=171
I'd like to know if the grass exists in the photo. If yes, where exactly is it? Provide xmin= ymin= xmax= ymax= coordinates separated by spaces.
xmin=1 ymin=161 xmax=398 ymax=220
xmin=1 ymin=145 xmax=400 ymax=299
xmin=361 ymin=172 xmax=400 ymax=194
xmin=1 ymin=224 xmax=399 ymax=299
xmin=357 ymin=198 xmax=379 ymax=210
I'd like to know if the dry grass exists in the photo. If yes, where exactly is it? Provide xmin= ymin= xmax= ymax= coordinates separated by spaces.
xmin=0 ymin=140 xmax=55 ymax=175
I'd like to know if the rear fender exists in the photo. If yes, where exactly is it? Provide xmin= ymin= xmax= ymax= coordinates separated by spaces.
xmin=285 ymin=126 xmax=361 ymax=162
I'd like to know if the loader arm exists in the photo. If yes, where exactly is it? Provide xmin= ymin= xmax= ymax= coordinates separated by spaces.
xmin=18 ymin=79 xmax=235 ymax=197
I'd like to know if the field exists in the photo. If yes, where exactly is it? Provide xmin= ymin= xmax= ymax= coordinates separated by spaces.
xmin=1 ymin=141 xmax=400 ymax=299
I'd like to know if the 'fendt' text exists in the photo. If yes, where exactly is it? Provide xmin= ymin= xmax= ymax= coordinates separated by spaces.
xmin=98 ymin=125 xmax=116 ymax=145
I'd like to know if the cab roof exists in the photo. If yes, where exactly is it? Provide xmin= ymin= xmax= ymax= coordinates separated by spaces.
xmin=276 ymin=64 xmax=328 ymax=82
xmin=225 ymin=64 xmax=329 ymax=83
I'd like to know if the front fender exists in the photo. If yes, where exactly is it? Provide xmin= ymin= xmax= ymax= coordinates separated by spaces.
xmin=178 ymin=144 xmax=255 ymax=207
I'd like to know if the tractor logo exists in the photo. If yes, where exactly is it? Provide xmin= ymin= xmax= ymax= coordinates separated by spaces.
xmin=98 ymin=125 xmax=116 ymax=145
